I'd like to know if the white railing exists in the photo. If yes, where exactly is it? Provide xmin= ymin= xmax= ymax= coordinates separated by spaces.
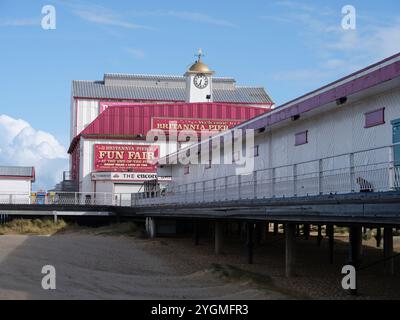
xmin=0 ymin=192 xmax=135 ymax=207
xmin=132 ymin=145 xmax=400 ymax=206
xmin=1 ymin=145 xmax=399 ymax=208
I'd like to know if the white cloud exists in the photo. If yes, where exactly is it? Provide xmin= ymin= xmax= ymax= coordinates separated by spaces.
xmin=264 ymin=2 xmax=400 ymax=91
xmin=0 ymin=115 xmax=68 ymax=191
xmin=67 ymin=3 xmax=154 ymax=30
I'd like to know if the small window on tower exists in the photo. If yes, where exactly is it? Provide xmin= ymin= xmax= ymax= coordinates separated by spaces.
xmin=295 ymin=131 xmax=308 ymax=146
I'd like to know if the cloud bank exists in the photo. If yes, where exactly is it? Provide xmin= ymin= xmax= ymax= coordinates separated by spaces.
xmin=0 ymin=115 xmax=68 ymax=191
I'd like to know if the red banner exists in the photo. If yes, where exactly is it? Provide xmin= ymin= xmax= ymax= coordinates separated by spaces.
xmin=94 ymin=144 xmax=158 ymax=172
xmin=151 ymin=118 xmax=242 ymax=133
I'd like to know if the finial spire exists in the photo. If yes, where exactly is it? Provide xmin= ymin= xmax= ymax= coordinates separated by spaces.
xmin=197 ymin=48 xmax=203 ymax=62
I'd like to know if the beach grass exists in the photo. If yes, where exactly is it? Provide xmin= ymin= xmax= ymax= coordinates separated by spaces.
xmin=0 ymin=218 xmax=67 ymax=235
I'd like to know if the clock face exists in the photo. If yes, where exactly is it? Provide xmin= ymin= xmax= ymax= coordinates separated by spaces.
xmin=193 ymin=74 xmax=208 ymax=89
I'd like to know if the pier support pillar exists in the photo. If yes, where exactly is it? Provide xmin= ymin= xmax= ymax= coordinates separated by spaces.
xmin=349 ymin=226 xmax=362 ymax=269
xmin=375 ymin=227 xmax=382 ymax=248
xmin=317 ymin=225 xmax=323 ymax=247
xmin=273 ymin=223 xmax=279 ymax=236
xmin=215 ymin=221 xmax=223 ymax=255
xmin=327 ymin=224 xmax=334 ymax=264
xmin=285 ymin=223 xmax=296 ymax=277
xmin=263 ymin=222 xmax=269 ymax=241
xmin=246 ymin=223 xmax=254 ymax=264
xmin=145 ymin=217 xmax=156 ymax=239
xmin=303 ymin=224 xmax=310 ymax=240
xmin=384 ymin=227 xmax=394 ymax=275
xmin=296 ymin=224 xmax=300 ymax=237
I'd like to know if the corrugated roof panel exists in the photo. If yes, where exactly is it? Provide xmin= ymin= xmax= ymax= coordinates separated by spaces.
xmin=72 ymin=81 xmax=273 ymax=104
xmin=0 ymin=166 xmax=34 ymax=178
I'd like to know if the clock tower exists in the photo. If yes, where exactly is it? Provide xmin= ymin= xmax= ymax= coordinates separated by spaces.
xmin=185 ymin=49 xmax=214 ymax=103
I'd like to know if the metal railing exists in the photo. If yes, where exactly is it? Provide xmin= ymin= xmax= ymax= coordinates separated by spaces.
xmin=0 ymin=192 xmax=135 ymax=207
xmin=132 ymin=144 xmax=400 ymax=206
xmin=0 ymin=145 xmax=399 ymax=208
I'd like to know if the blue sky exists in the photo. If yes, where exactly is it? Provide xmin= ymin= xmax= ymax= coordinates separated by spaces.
xmin=0 ymin=0 xmax=399 ymax=189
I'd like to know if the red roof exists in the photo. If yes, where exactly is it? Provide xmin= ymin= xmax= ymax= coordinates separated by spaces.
xmin=68 ymin=102 xmax=269 ymax=153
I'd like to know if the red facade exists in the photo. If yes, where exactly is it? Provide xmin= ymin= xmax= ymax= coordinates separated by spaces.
xmin=69 ymin=102 xmax=270 ymax=181
xmin=81 ymin=103 xmax=267 ymax=137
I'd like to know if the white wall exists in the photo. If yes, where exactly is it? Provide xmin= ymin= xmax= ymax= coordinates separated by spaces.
xmin=0 ymin=179 xmax=31 ymax=194
xmin=165 ymin=87 xmax=400 ymax=188
xmin=74 ymin=99 xmax=100 ymax=137
xmin=0 ymin=179 xmax=32 ymax=204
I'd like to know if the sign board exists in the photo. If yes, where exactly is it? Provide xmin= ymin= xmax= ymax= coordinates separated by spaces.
xmin=91 ymin=172 xmax=172 ymax=182
xmin=151 ymin=117 xmax=242 ymax=133
xmin=94 ymin=144 xmax=158 ymax=172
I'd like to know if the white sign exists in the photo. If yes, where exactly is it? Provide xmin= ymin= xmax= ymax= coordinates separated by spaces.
xmin=91 ymin=172 xmax=172 ymax=182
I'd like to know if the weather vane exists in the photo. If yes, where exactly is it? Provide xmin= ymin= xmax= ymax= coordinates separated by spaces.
xmin=196 ymin=48 xmax=204 ymax=62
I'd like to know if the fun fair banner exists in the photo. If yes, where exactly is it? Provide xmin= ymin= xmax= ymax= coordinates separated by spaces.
xmin=94 ymin=144 xmax=158 ymax=172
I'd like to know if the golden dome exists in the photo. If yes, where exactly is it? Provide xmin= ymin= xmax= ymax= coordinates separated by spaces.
xmin=188 ymin=60 xmax=214 ymax=74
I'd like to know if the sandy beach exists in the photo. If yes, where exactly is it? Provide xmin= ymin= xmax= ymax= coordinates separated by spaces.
xmin=0 ymin=228 xmax=399 ymax=300
xmin=0 ymin=232 xmax=288 ymax=300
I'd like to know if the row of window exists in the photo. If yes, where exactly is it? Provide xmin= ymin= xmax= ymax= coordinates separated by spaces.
xmin=183 ymin=108 xmax=386 ymax=174
xmin=295 ymin=108 xmax=385 ymax=146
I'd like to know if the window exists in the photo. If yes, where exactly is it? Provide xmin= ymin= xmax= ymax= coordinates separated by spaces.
xmin=253 ymin=145 xmax=259 ymax=157
xmin=365 ymin=108 xmax=385 ymax=128
xmin=295 ymin=130 xmax=308 ymax=146
xmin=184 ymin=165 xmax=190 ymax=175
